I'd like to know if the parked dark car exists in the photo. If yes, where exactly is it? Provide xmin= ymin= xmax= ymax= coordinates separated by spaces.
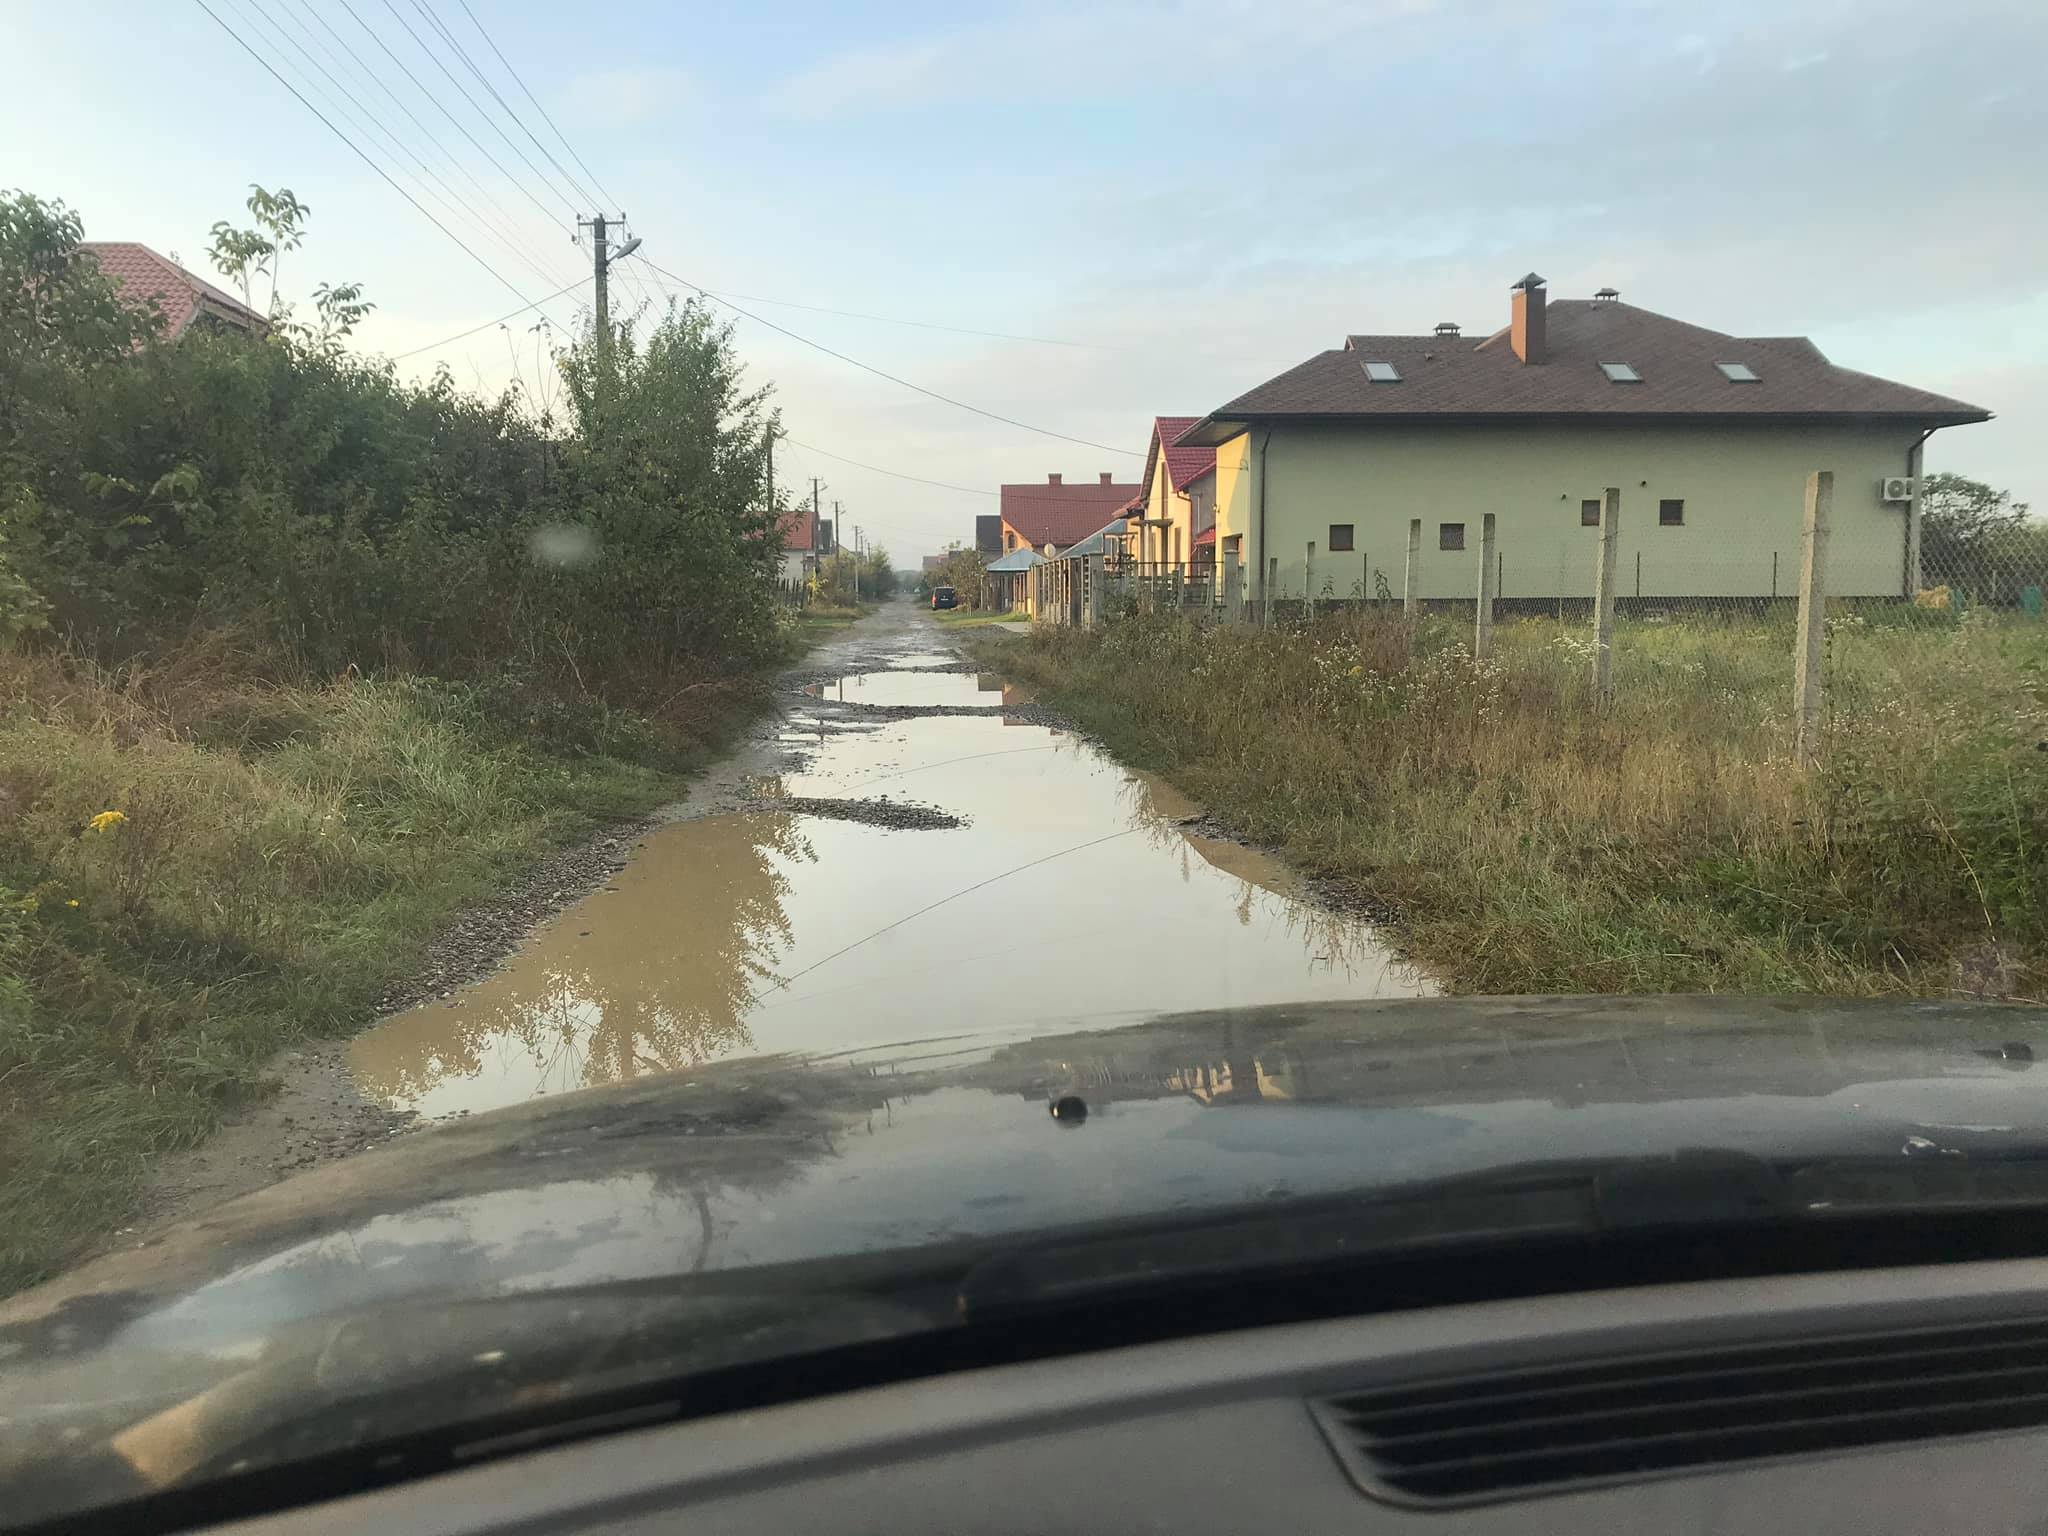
xmin=930 ymin=585 xmax=957 ymax=610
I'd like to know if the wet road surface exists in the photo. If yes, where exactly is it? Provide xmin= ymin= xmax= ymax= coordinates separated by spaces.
xmin=351 ymin=606 xmax=1430 ymax=1117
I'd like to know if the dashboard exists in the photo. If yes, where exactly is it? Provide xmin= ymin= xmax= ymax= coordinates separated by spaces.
xmin=212 ymin=1258 xmax=2048 ymax=1535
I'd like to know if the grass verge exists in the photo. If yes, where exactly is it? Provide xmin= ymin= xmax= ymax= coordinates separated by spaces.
xmin=967 ymin=609 xmax=2048 ymax=1000
xmin=935 ymin=608 xmax=1026 ymax=628
xmin=0 ymin=630 xmax=810 ymax=1294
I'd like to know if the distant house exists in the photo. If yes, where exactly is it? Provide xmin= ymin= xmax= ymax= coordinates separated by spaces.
xmin=779 ymin=502 xmax=820 ymax=586
xmin=1180 ymin=273 xmax=1990 ymax=603
xmin=1128 ymin=416 xmax=1218 ymax=571
xmin=81 ymin=242 xmax=268 ymax=341
xmin=998 ymin=472 xmax=1140 ymax=556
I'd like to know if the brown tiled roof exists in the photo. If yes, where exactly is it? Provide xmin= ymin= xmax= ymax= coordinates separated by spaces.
xmin=80 ymin=242 xmax=268 ymax=340
xmin=1180 ymin=299 xmax=1988 ymax=446
xmin=999 ymin=476 xmax=1141 ymax=550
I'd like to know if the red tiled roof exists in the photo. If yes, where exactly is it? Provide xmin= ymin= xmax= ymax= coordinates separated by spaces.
xmin=1144 ymin=415 xmax=1216 ymax=497
xmin=1193 ymin=526 xmax=1216 ymax=547
xmin=80 ymin=242 xmax=268 ymax=340
xmin=999 ymin=476 xmax=1141 ymax=551
xmin=1181 ymin=297 xmax=1989 ymax=446
xmin=780 ymin=502 xmax=817 ymax=552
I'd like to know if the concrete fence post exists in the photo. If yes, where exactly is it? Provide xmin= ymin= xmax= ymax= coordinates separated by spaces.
xmin=1404 ymin=518 xmax=1421 ymax=619
xmin=1085 ymin=552 xmax=1104 ymax=626
xmin=1592 ymin=487 xmax=1620 ymax=703
xmin=1223 ymin=557 xmax=1243 ymax=623
xmin=1475 ymin=512 xmax=1498 ymax=659
xmin=1306 ymin=541 xmax=1317 ymax=620
xmin=1794 ymin=470 xmax=1832 ymax=766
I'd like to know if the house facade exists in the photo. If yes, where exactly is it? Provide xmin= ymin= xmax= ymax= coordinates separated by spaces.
xmin=1184 ymin=275 xmax=1990 ymax=604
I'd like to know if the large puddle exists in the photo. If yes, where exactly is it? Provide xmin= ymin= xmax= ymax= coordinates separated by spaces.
xmin=352 ymin=649 xmax=1431 ymax=1117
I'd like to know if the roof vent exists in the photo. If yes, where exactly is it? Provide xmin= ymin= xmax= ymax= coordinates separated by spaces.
xmin=1434 ymin=321 xmax=1461 ymax=337
xmin=1594 ymin=286 xmax=1621 ymax=303
xmin=1313 ymin=1316 xmax=2048 ymax=1507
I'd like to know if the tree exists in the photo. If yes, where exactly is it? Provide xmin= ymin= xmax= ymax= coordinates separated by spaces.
xmin=1920 ymin=472 xmax=2041 ymax=604
xmin=207 ymin=185 xmax=309 ymax=318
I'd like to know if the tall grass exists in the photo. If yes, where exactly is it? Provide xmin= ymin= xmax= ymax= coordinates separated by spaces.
xmin=974 ymin=609 xmax=2048 ymax=999
xmin=0 ymin=639 xmax=782 ymax=1293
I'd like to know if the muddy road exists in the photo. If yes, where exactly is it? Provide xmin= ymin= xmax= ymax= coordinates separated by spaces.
xmin=132 ymin=604 xmax=1425 ymax=1232
xmin=350 ymin=603 xmax=1428 ymax=1119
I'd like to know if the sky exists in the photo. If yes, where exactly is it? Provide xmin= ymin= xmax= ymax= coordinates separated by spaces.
xmin=7 ymin=0 xmax=2045 ymax=559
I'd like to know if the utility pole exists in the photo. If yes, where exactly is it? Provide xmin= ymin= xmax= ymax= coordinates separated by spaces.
xmin=576 ymin=213 xmax=639 ymax=362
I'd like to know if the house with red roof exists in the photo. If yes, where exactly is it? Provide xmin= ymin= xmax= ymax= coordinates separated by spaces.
xmin=779 ymin=501 xmax=820 ymax=587
xmin=81 ymin=243 xmax=268 ymax=341
xmin=997 ymin=472 xmax=1140 ymax=556
xmin=1128 ymin=416 xmax=1218 ymax=572
xmin=1179 ymin=272 xmax=1990 ymax=604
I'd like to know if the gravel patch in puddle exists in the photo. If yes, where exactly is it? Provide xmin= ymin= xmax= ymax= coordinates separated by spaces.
xmin=762 ymin=795 xmax=966 ymax=830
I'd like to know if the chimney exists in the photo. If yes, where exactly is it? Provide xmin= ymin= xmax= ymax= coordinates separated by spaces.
xmin=1510 ymin=272 xmax=1547 ymax=364
xmin=1434 ymin=321 xmax=1461 ymax=338
xmin=1048 ymin=473 xmax=1062 ymax=486
xmin=1099 ymin=472 xmax=1113 ymax=485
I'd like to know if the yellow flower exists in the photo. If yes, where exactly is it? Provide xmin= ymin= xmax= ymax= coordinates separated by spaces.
xmin=64 ymin=898 xmax=80 ymax=908
xmin=87 ymin=809 xmax=127 ymax=833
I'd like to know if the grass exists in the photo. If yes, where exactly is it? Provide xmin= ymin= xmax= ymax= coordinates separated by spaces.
xmin=0 ymin=624 xmax=825 ymax=1294
xmin=967 ymin=607 xmax=2048 ymax=1000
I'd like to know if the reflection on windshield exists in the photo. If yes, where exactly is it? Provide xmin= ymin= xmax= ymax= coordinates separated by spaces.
xmin=350 ymin=811 xmax=813 ymax=1108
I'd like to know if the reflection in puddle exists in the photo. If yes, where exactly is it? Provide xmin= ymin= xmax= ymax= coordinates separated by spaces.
xmin=354 ymin=647 xmax=1432 ymax=1116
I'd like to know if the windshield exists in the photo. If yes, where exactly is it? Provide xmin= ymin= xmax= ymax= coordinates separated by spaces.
xmin=3 ymin=0 xmax=2045 ymax=1527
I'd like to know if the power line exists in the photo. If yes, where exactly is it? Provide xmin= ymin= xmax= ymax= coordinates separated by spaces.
xmin=376 ymin=0 xmax=580 ymax=219
xmin=287 ymin=0 xmax=572 ymax=282
xmin=243 ymin=0 xmax=571 ymax=293
xmin=389 ymin=275 xmax=591 ymax=361
xmin=781 ymin=437 xmax=997 ymax=498
xmin=337 ymin=0 xmax=576 ymax=234
xmin=780 ymin=436 xmax=1136 ymax=510
xmin=450 ymin=0 xmax=622 ymax=211
xmin=413 ymin=0 xmax=601 ymax=211
xmin=640 ymin=259 xmax=1140 ymax=458
xmin=194 ymin=0 xmax=549 ymax=314
xmin=705 ymin=289 xmax=1105 ymax=350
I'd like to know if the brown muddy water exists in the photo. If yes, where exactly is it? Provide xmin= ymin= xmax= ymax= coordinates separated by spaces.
xmin=351 ymin=629 xmax=1430 ymax=1118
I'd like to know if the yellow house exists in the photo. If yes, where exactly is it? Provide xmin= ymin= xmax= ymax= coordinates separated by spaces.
xmin=1128 ymin=416 xmax=1218 ymax=571
xmin=1186 ymin=274 xmax=1991 ymax=605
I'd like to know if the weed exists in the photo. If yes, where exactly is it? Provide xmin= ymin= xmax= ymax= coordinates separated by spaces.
xmin=971 ymin=611 xmax=2048 ymax=1000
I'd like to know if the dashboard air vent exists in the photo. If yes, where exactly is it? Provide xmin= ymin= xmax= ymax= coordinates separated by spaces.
xmin=1314 ymin=1318 xmax=2048 ymax=1504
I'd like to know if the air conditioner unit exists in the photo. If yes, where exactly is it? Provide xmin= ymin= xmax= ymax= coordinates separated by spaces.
xmin=1879 ymin=475 xmax=1914 ymax=503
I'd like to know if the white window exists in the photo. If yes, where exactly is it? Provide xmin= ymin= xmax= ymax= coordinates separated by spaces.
xmin=1715 ymin=362 xmax=1760 ymax=382
xmin=1598 ymin=362 xmax=1642 ymax=383
xmin=1361 ymin=361 xmax=1402 ymax=382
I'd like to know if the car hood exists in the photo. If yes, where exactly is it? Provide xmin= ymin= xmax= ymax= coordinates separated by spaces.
xmin=7 ymin=994 xmax=2047 ymax=1360
xmin=6 ymin=994 xmax=2048 ymax=1524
